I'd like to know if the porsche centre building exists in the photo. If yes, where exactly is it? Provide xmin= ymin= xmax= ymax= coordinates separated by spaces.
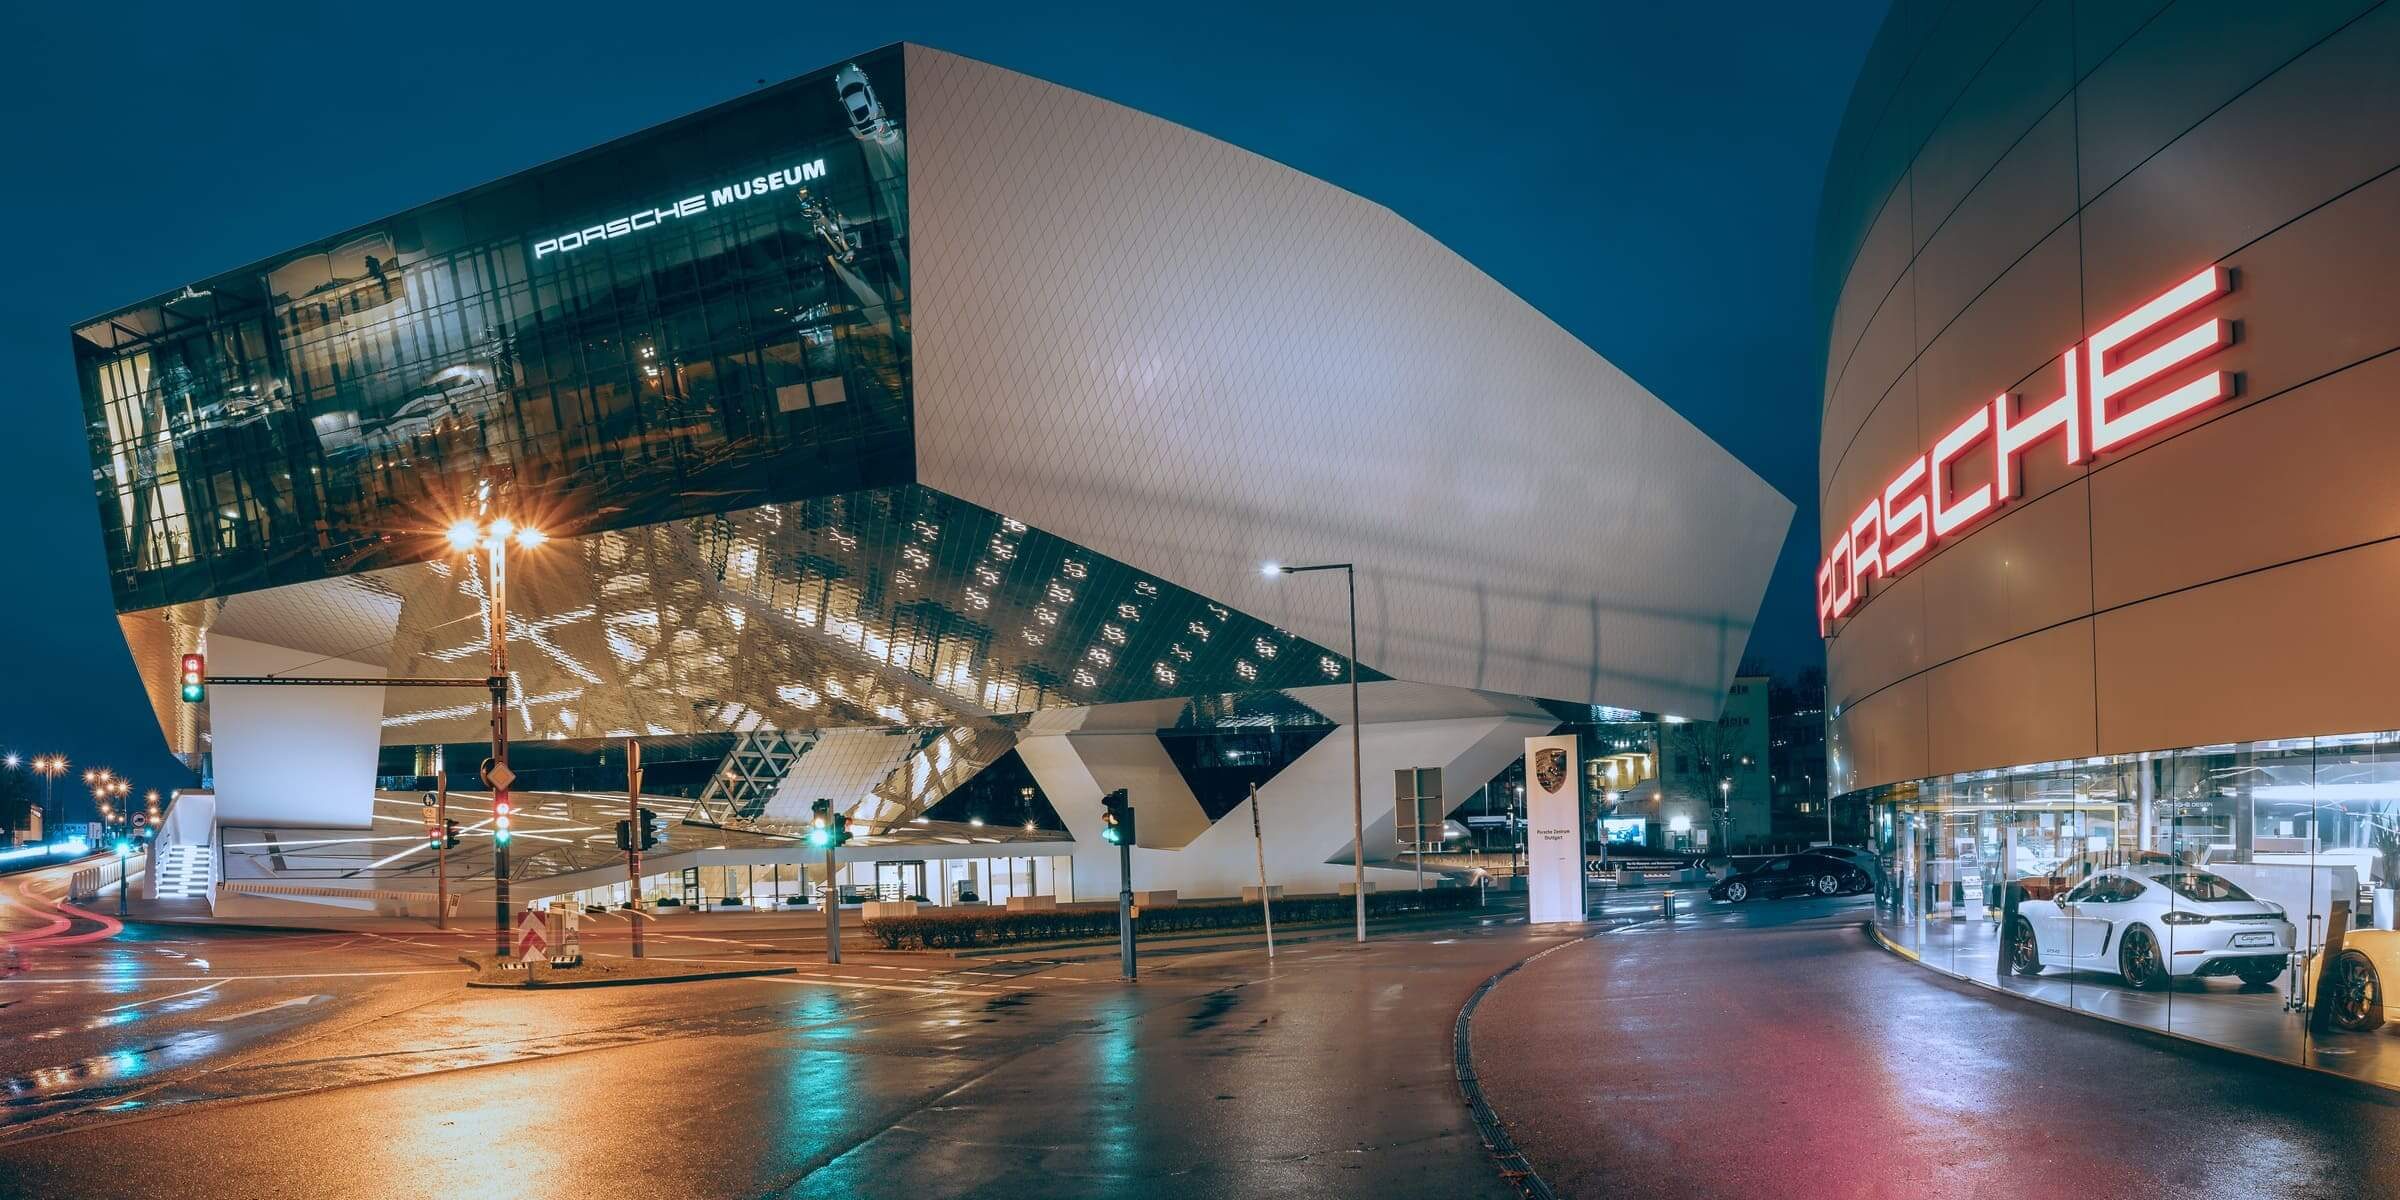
xmin=76 ymin=45 xmax=1786 ymax=919
xmin=1818 ymin=1 xmax=2400 ymax=1063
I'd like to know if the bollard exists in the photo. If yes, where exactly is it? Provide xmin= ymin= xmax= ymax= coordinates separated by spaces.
xmin=1661 ymin=890 xmax=1677 ymax=920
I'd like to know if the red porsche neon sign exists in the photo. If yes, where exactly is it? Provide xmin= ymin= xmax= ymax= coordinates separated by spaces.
xmin=1819 ymin=265 xmax=2236 ymax=633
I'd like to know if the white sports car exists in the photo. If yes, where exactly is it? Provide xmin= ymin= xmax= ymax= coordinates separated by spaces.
xmin=2005 ymin=865 xmax=2294 ymax=989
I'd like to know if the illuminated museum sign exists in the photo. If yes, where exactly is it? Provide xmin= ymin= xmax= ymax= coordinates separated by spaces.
xmin=1818 ymin=265 xmax=2236 ymax=633
xmin=532 ymin=158 xmax=828 ymax=259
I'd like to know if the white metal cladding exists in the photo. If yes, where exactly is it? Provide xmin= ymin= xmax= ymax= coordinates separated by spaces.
xmin=902 ymin=45 xmax=1790 ymax=718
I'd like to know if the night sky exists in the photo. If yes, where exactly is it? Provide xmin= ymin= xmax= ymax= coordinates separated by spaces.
xmin=0 ymin=2 xmax=1885 ymax=809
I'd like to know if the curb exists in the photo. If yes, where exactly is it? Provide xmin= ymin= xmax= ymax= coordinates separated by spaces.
xmin=936 ymin=908 xmax=1522 ymax=960
xmin=1859 ymin=920 xmax=2400 ymax=1104
xmin=1452 ymin=923 xmax=1632 ymax=1200
xmin=458 ymin=954 xmax=799 ymax=990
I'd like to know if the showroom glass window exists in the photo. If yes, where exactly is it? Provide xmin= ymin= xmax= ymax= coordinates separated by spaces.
xmin=72 ymin=48 xmax=914 ymax=612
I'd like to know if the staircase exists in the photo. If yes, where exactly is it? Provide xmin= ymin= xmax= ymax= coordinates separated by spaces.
xmin=152 ymin=842 xmax=215 ymax=900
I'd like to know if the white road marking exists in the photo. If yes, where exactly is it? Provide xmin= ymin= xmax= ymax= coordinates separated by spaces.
xmin=101 ymin=981 xmax=224 ymax=1012
xmin=207 ymin=995 xmax=327 ymax=1022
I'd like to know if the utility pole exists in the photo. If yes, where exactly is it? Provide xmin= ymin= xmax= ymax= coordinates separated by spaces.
xmin=626 ymin=738 xmax=644 ymax=959
xmin=1250 ymin=782 xmax=1274 ymax=960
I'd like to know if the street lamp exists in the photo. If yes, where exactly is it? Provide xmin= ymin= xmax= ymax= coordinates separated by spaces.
xmin=1719 ymin=777 xmax=1732 ymax=855
xmin=1264 ymin=560 xmax=1366 ymax=943
xmin=30 ymin=756 xmax=66 ymax=843
xmin=446 ymin=501 xmax=547 ymax=959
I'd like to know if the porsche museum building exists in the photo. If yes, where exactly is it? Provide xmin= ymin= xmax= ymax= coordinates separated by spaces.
xmin=1818 ymin=1 xmax=2400 ymax=1071
xmin=76 ymin=45 xmax=1787 ymax=921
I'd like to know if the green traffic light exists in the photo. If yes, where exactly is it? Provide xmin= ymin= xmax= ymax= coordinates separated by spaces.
xmin=808 ymin=826 xmax=833 ymax=848
xmin=180 ymin=684 xmax=204 ymax=702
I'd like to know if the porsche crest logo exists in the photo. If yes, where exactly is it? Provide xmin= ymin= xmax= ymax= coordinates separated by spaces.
xmin=1534 ymin=747 xmax=1568 ymax=795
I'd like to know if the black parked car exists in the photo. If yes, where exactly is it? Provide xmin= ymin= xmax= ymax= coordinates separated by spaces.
xmin=1709 ymin=853 xmax=1873 ymax=903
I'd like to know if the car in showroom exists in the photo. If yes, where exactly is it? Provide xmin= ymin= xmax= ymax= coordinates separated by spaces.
xmin=1709 ymin=852 xmax=1873 ymax=903
xmin=2014 ymin=847 xmax=2182 ymax=901
xmin=2317 ymin=921 xmax=2400 ymax=1033
xmin=2006 ymin=865 xmax=2294 ymax=989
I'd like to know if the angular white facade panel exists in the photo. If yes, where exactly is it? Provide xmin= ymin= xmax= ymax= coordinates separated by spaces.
xmin=207 ymin=635 xmax=387 ymax=829
xmin=905 ymin=46 xmax=1790 ymax=716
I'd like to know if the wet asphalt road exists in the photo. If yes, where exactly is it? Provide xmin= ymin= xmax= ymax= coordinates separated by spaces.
xmin=1471 ymin=894 xmax=2400 ymax=1200
xmin=0 ymin=871 xmax=1623 ymax=1199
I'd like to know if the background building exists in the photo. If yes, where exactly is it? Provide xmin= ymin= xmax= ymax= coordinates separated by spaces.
xmin=1766 ymin=668 xmax=1834 ymax=845
xmin=1820 ymin=0 xmax=2400 ymax=1046
xmin=75 ymin=44 xmax=1787 ymax=917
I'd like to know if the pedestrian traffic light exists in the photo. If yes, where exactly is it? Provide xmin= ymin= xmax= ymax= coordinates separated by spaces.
xmin=808 ymin=798 xmax=835 ymax=848
xmin=444 ymin=819 xmax=461 ymax=849
xmin=1100 ymin=788 xmax=1135 ymax=846
xmin=615 ymin=819 xmax=633 ymax=852
xmin=179 ymin=654 xmax=206 ymax=703
xmin=640 ymin=807 xmax=665 ymax=850
xmin=493 ymin=798 xmax=511 ymax=845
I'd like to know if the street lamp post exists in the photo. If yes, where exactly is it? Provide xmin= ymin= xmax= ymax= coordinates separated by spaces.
xmin=448 ymin=505 xmax=547 ymax=960
xmin=30 ymin=757 xmax=63 ymax=844
xmin=1719 ymin=777 xmax=1732 ymax=857
xmin=1264 ymin=561 xmax=1366 ymax=943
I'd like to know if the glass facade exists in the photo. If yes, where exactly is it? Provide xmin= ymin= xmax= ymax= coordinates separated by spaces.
xmin=1862 ymin=727 xmax=2400 ymax=1072
xmin=553 ymin=853 xmax=1075 ymax=911
xmin=76 ymin=47 xmax=914 ymax=613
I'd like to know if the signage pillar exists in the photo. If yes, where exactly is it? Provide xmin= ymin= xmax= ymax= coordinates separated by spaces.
xmin=1523 ymin=735 xmax=1586 ymax=924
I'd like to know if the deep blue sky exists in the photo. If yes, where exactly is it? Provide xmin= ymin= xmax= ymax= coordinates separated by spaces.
xmin=0 ymin=1 xmax=1885 ymax=805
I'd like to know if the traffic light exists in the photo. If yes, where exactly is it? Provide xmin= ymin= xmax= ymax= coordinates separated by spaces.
xmin=640 ymin=807 xmax=665 ymax=850
xmin=808 ymin=798 xmax=835 ymax=848
xmin=444 ymin=819 xmax=461 ymax=849
xmin=1100 ymin=788 xmax=1135 ymax=846
xmin=831 ymin=812 xmax=851 ymax=847
xmin=615 ymin=819 xmax=633 ymax=852
xmin=493 ymin=798 xmax=512 ymax=846
xmin=179 ymin=654 xmax=206 ymax=703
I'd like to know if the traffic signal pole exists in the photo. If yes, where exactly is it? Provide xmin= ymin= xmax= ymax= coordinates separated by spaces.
xmin=435 ymin=765 xmax=448 ymax=930
xmin=1099 ymin=790 xmax=1138 ymax=979
xmin=825 ymin=840 xmax=842 ymax=965
xmin=487 ymin=536 xmax=512 ymax=962
xmin=1117 ymin=837 xmax=1136 ymax=980
xmin=626 ymin=738 xmax=644 ymax=960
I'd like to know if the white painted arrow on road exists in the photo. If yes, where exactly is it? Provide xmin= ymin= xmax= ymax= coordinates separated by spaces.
xmin=206 ymin=994 xmax=329 ymax=1022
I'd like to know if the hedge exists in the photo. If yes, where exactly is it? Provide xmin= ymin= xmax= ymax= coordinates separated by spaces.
xmin=862 ymin=887 xmax=1484 ymax=950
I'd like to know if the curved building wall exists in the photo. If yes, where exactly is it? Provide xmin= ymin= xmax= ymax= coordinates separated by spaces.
xmin=1816 ymin=0 xmax=2400 ymax=798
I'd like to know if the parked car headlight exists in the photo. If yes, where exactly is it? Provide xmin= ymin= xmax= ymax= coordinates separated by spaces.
xmin=2159 ymin=911 xmax=2213 ymax=925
